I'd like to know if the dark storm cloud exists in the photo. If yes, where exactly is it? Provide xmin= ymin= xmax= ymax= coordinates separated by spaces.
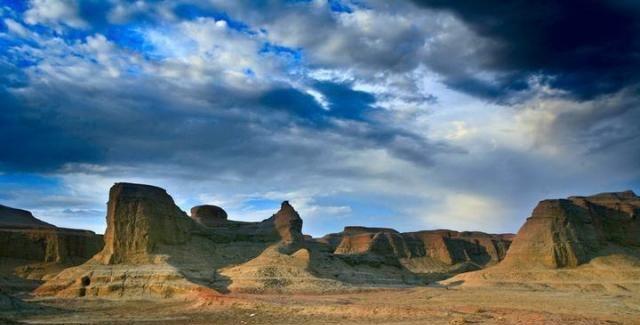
xmin=0 ymin=89 xmax=102 ymax=172
xmin=411 ymin=0 xmax=640 ymax=100
xmin=0 ymin=61 xmax=445 ymax=177
xmin=0 ymin=60 xmax=100 ymax=171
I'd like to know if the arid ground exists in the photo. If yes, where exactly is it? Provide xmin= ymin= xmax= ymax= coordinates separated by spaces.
xmin=3 ymin=285 xmax=639 ymax=324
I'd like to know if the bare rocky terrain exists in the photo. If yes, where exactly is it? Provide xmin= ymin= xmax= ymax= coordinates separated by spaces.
xmin=1 ymin=183 xmax=639 ymax=324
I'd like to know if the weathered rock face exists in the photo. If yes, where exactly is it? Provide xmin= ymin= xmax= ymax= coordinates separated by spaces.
xmin=268 ymin=201 xmax=304 ymax=245
xmin=502 ymin=191 xmax=640 ymax=268
xmin=37 ymin=186 xmax=311 ymax=298
xmin=190 ymin=205 xmax=228 ymax=227
xmin=94 ymin=183 xmax=193 ymax=264
xmin=0 ymin=228 xmax=103 ymax=264
xmin=335 ymin=228 xmax=403 ymax=256
xmin=34 ymin=181 xmax=525 ymax=298
xmin=0 ymin=205 xmax=103 ymax=264
xmin=332 ymin=226 xmax=512 ymax=270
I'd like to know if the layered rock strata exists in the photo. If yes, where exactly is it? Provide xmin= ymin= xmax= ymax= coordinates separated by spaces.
xmin=501 ymin=191 xmax=640 ymax=268
xmin=446 ymin=191 xmax=640 ymax=290
xmin=0 ymin=205 xmax=103 ymax=264
xmin=36 ymin=183 xmax=308 ymax=298
xmin=323 ymin=226 xmax=512 ymax=273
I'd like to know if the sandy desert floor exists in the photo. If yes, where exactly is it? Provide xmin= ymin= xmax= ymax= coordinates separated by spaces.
xmin=2 ymin=285 xmax=639 ymax=325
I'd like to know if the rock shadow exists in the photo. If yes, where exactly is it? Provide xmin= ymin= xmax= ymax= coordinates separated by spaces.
xmin=163 ymin=228 xmax=275 ymax=294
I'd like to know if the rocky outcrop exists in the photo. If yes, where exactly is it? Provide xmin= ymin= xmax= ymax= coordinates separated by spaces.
xmin=331 ymin=227 xmax=511 ymax=267
xmin=445 ymin=191 xmax=640 ymax=289
xmin=0 ymin=205 xmax=103 ymax=264
xmin=37 ymin=185 xmax=311 ymax=298
xmin=269 ymin=201 xmax=303 ymax=245
xmin=190 ymin=205 xmax=228 ymax=227
xmin=0 ymin=228 xmax=103 ymax=264
xmin=335 ymin=228 xmax=403 ymax=255
xmin=501 ymin=191 xmax=640 ymax=269
xmin=94 ymin=183 xmax=194 ymax=264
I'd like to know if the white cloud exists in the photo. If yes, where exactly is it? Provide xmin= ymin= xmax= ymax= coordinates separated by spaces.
xmin=421 ymin=192 xmax=508 ymax=232
xmin=3 ymin=18 xmax=30 ymax=38
xmin=24 ymin=0 xmax=88 ymax=30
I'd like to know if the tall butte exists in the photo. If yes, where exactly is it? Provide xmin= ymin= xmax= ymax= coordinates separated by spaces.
xmin=270 ymin=201 xmax=304 ymax=246
xmin=94 ymin=183 xmax=193 ymax=264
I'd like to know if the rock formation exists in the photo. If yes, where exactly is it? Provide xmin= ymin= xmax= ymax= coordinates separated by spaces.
xmin=268 ymin=201 xmax=304 ymax=245
xmin=0 ymin=205 xmax=54 ymax=228
xmin=47 ymin=183 xmax=640 ymax=298
xmin=324 ymin=226 xmax=512 ymax=276
xmin=446 ymin=191 xmax=640 ymax=289
xmin=0 ymin=205 xmax=103 ymax=264
xmin=190 ymin=205 xmax=228 ymax=227
xmin=501 ymin=191 xmax=640 ymax=268
xmin=94 ymin=183 xmax=193 ymax=264
xmin=37 ymin=183 xmax=310 ymax=298
xmin=0 ymin=227 xmax=103 ymax=264
xmin=0 ymin=205 xmax=103 ymax=294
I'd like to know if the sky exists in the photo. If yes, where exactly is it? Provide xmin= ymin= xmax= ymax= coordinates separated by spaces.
xmin=0 ymin=0 xmax=639 ymax=236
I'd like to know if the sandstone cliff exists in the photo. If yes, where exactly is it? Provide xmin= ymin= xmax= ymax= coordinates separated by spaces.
xmin=501 ymin=191 xmax=640 ymax=268
xmin=94 ymin=183 xmax=193 ymax=264
xmin=37 ymin=184 xmax=311 ymax=298
xmin=0 ymin=205 xmax=103 ymax=264
xmin=268 ymin=201 xmax=304 ymax=245
xmin=326 ymin=226 xmax=512 ymax=276
xmin=446 ymin=191 xmax=640 ymax=290
xmin=0 ymin=205 xmax=104 ymax=293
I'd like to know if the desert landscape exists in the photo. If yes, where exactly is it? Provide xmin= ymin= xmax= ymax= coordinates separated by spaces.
xmin=0 ymin=183 xmax=638 ymax=324
xmin=2 ymin=0 xmax=640 ymax=324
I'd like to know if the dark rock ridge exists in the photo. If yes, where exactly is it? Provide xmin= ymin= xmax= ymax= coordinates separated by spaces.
xmin=190 ymin=205 xmax=228 ymax=227
xmin=0 ymin=204 xmax=54 ymax=228
xmin=502 ymin=190 xmax=640 ymax=268
xmin=0 ymin=205 xmax=103 ymax=264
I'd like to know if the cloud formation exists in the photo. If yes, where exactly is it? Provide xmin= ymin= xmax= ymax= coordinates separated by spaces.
xmin=411 ymin=0 xmax=640 ymax=100
xmin=0 ymin=0 xmax=638 ymax=236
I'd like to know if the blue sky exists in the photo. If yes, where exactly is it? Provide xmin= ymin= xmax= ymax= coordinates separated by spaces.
xmin=1 ymin=0 xmax=639 ymax=236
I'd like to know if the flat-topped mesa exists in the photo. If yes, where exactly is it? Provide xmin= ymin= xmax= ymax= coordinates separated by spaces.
xmin=94 ymin=183 xmax=194 ymax=265
xmin=270 ymin=201 xmax=304 ymax=245
xmin=190 ymin=205 xmax=228 ymax=227
xmin=0 ymin=204 xmax=103 ymax=265
xmin=0 ymin=204 xmax=54 ymax=228
xmin=501 ymin=191 xmax=640 ymax=269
